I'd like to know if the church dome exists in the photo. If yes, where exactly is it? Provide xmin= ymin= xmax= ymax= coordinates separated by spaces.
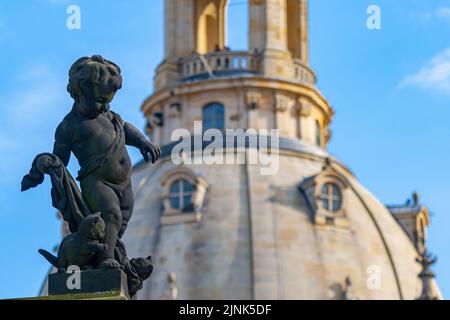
xmin=125 ymin=142 xmax=440 ymax=299
xmin=122 ymin=0 xmax=440 ymax=300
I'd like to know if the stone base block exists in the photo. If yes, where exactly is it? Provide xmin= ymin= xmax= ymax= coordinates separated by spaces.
xmin=46 ymin=269 xmax=130 ymax=300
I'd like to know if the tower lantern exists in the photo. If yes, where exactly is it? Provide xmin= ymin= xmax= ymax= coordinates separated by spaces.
xmin=147 ymin=0 xmax=333 ymax=150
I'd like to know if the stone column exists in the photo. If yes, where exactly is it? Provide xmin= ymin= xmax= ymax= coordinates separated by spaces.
xmin=165 ymin=0 xmax=196 ymax=60
xmin=299 ymin=0 xmax=309 ymax=64
xmin=249 ymin=0 xmax=292 ymax=78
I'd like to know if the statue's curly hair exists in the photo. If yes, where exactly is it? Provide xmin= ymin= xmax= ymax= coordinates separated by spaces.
xmin=67 ymin=55 xmax=122 ymax=100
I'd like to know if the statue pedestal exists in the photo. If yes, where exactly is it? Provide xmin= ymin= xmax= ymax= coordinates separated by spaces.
xmin=44 ymin=269 xmax=130 ymax=300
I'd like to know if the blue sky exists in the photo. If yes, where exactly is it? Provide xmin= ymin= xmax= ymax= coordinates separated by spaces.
xmin=0 ymin=0 xmax=449 ymax=299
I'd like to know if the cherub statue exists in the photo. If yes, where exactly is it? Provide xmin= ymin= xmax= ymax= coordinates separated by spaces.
xmin=22 ymin=55 xmax=161 ymax=296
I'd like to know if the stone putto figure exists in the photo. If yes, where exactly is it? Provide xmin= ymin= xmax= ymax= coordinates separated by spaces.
xmin=22 ymin=55 xmax=160 ymax=297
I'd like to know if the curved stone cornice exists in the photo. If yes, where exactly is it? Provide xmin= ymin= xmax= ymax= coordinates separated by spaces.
xmin=133 ymin=135 xmax=352 ymax=175
xmin=141 ymin=76 xmax=333 ymax=121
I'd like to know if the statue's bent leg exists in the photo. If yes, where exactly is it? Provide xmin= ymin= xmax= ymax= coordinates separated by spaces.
xmin=81 ymin=178 xmax=122 ymax=268
xmin=118 ymin=184 xmax=134 ymax=239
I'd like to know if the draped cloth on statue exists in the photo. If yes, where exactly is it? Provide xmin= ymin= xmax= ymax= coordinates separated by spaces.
xmin=21 ymin=112 xmax=150 ymax=297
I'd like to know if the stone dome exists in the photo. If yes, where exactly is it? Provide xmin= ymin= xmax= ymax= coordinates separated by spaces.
xmin=121 ymin=0 xmax=441 ymax=300
xmin=124 ymin=140 xmax=441 ymax=299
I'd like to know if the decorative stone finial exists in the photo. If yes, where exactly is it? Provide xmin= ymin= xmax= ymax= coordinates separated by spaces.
xmin=342 ymin=276 xmax=357 ymax=300
xmin=413 ymin=191 xmax=420 ymax=207
xmin=168 ymin=272 xmax=178 ymax=300
xmin=416 ymin=250 xmax=438 ymax=300
xmin=330 ymin=276 xmax=357 ymax=300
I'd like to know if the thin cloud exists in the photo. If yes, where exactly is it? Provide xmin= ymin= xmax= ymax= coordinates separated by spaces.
xmin=398 ymin=48 xmax=450 ymax=95
xmin=437 ymin=7 xmax=450 ymax=19
xmin=413 ymin=7 xmax=450 ymax=23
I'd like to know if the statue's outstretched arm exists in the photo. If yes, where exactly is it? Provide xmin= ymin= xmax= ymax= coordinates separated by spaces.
xmin=124 ymin=121 xmax=161 ymax=163
xmin=123 ymin=121 xmax=147 ymax=148
xmin=21 ymin=121 xmax=72 ymax=191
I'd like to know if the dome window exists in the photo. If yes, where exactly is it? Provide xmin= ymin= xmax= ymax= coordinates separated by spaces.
xmin=299 ymin=159 xmax=349 ymax=228
xmin=160 ymin=168 xmax=210 ymax=225
xmin=169 ymin=179 xmax=195 ymax=212
xmin=203 ymin=102 xmax=225 ymax=131
xmin=320 ymin=183 xmax=342 ymax=213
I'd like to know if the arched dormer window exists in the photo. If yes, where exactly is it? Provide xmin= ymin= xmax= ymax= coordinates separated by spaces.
xmin=169 ymin=179 xmax=195 ymax=212
xmin=202 ymin=102 xmax=225 ymax=131
xmin=320 ymin=183 xmax=343 ymax=213
xmin=160 ymin=168 xmax=210 ymax=225
xmin=299 ymin=160 xmax=349 ymax=228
